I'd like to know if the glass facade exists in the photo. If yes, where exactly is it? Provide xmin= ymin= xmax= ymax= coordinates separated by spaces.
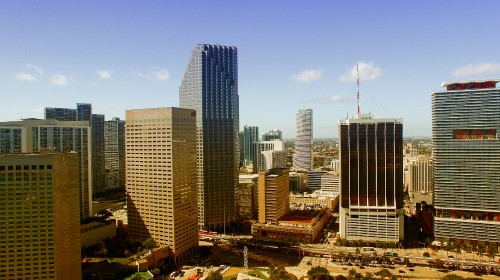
xmin=294 ymin=108 xmax=313 ymax=170
xmin=432 ymin=83 xmax=500 ymax=243
xmin=179 ymin=44 xmax=239 ymax=231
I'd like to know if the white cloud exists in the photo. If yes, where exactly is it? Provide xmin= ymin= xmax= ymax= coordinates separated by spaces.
xmin=452 ymin=63 xmax=500 ymax=76
xmin=51 ymin=74 xmax=69 ymax=86
xmin=97 ymin=70 xmax=112 ymax=80
xmin=26 ymin=64 xmax=43 ymax=74
xmin=32 ymin=107 xmax=44 ymax=113
xmin=132 ymin=68 xmax=170 ymax=81
xmin=340 ymin=62 xmax=382 ymax=82
xmin=291 ymin=69 xmax=323 ymax=83
xmin=15 ymin=72 xmax=37 ymax=82
xmin=320 ymin=95 xmax=345 ymax=104
xmin=152 ymin=68 xmax=169 ymax=81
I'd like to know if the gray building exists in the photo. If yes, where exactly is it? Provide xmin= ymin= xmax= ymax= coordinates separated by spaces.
xmin=432 ymin=79 xmax=500 ymax=243
xmin=294 ymin=108 xmax=313 ymax=170
xmin=45 ymin=103 xmax=106 ymax=194
xmin=262 ymin=129 xmax=282 ymax=141
xmin=104 ymin=117 xmax=125 ymax=191
xmin=243 ymin=125 xmax=259 ymax=165
xmin=179 ymin=44 xmax=239 ymax=231
xmin=252 ymin=140 xmax=286 ymax=173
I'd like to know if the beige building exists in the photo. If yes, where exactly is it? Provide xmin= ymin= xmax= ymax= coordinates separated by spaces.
xmin=407 ymin=155 xmax=433 ymax=196
xmin=237 ymin=174 xmax=259 ymax=219
xmin=0 ymin=119 xmax=92 ymax=220
xmin=0 ymin=153 xmax=81 ymax=280
xmin=126 ymin=107 xmax=198 ymax=264
xmin=258 ymin=168 xmax=290 ymax=224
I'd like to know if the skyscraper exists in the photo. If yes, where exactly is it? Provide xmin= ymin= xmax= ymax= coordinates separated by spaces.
xmin=0 ymin=119 xmax=92 ymax=220
xmin=45 ymin=103 xmax=106 ymax=194
xmin=262 ymin=129 xmax=283 ymax=141
xmin=432 ymin=79 xmax=500 ymax=243
xmin=339 ymin=114 xmax=404 ymax=241
xmin=258 ymin=168 xmax=290 ymax=224
xmin=407 ymin=155 xmax=433 ymax=196
xmin=0 ymin=153 xmax=82 ymax=280
xmin=104 ymin=117 xmax=126 ymax=191
xmin=243 ymin=125 xmax=259 ymax=165
xmin=294 ymin=108 xmax=313 ymax=170
xmin=126 ymin=107 xmax=198 ymax=263
xmin=179 ymin=44 xmax=239 ymax=231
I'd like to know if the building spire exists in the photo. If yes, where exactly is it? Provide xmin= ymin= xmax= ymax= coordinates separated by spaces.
xmin=357 ymin=63 xmax=360 ymax=114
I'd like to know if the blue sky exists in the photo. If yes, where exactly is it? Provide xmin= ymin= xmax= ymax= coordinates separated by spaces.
xmin=1 ymin=1 xmax=500 ymax=138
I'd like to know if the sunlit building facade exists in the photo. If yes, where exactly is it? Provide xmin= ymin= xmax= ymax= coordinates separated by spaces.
xmin=126 ymin=107 xmax=198 ymax=263
xmin=294 ymin=108 xmax=313 ymax=170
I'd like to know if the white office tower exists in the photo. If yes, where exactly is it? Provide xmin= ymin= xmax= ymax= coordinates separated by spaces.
xmin=407 ymin=155 xmax=433 ymax=195
xmin=432 ymin=80 xmax=500 ymax=243
xmin=294 ymin=108 xmax=313 ymax=170
xmin=253 ymin=140 xmax=286 ymax=173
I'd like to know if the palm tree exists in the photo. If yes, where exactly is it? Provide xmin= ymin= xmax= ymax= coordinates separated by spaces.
xmin=487 ymin=245 xmax=497 ymax=261
xmin=477 ymin=244 xmax=486 ymax=260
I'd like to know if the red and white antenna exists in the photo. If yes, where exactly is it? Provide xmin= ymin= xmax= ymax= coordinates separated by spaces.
xmin=357 ymin=63 xmax=360 ymax=114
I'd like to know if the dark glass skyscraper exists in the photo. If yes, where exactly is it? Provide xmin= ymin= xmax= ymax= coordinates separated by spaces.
xmin=180 ymin=44 xmax=239 ymax=231
xmin=339 ymin=114 xmax=404 ymax=241
xmin=243 ymin=125 xmax=259 ymax=164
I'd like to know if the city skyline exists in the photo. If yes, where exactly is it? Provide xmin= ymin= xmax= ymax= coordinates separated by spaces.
xmin=2 ymin=1 xmax=500 ymax=138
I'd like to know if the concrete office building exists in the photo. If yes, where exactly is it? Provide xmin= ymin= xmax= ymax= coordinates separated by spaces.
xmin=432 ymin=80 xmax=500 ymax=243
xmin=321 ymin=173 xmax=340 ymax=194
xmin=243 ymin=125 xmax=259 ymax=165
xmin=104 ymin=117 xmax=126 ymax=191
xmin=294 ymin=108 xmax=313 ymax=170
xmin=237 ymin=174 xmax=259 ymax=219
xmin=126 ymin=107 xmax=198 ymax=263
xmin=262 ymin=129 xmax=283 ymax=141
xmin=0 ymin=119 xmax=92 ymax=220
xmin=307 ymin=170 xmax=327 ymax=191
xmin=407 ymin=155 xmax=433 ymax=196
xmin=45 ymin=103 xmax=106 ymax=194
xmin=253 ymin=140 xmax=286 ymax=173
xmin=258 ymin=168 xmax=290 ymax=224
xmin=0 ymin=153 xmax=81 ymax=280
xmin=180 ymin=44 xmax=239 ymax=231
xmin=339 ymin=114 xmax=404 ymax=242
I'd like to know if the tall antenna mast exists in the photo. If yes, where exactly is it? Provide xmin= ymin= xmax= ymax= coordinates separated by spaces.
xmin=357 ymin=63 xmax=360 ymax=114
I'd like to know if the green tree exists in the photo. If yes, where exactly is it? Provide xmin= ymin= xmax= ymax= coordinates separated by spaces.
xmin=441 ymin=274 xmax=465 ymax=280
xmin=142 ymin=238 xmax=157 ymax=250
xmin=151 ymin=268 xmax=160 ymax=276
xmin=477 ymin=244 xmax=486 ymax=260
xmin=334 ymin=275 xmax=347 ymax=280
xmin=487 ymin=245 xmax=497 ymax=260
xmin=307 ymin=266 xmax=328 ymax=277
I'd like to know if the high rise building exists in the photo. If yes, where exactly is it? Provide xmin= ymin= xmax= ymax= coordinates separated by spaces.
xmin=294 ymin=108 xmax=313 ymax=170
xmin=307 ymin=170 xmax=327 ymax=191
xmin=339 ymin=114 xmax=404 ymax=241
xmin=0 ymin=153 xmax=81 ymax=280
xmin=258 ymin=168 xmax=290 ymax=224
xmin=179 ymin=44 xmax=239 ymax=231
xmin=104 ymin=117 xmax=126 ymax=191
xmin=243 ymin=125 xmax=259 ymax=165
xmin=238 ymin=131 xmax=245 ymax=168
xmin=262 ymin=129 xmax=283 ymax=141
xmin=432 ymin=79 xmax=500 ymax=243
xmin=407 ymin=155 xmax=433 ymax=196
xmin=0 ymin=119 xmax=92 ymax=220
xmin=45 ymin=103 xmax=106 ymax=194
xmin=252 ymin=140 xmax=286 ymax=173
xmin=126 ymin=107 xmax=198 ymax=263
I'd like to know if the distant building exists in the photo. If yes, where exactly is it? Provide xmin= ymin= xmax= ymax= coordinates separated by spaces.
xmin=243 ymin=125 xmax=259 ymax=165
xmin=253 ymin=140 xmax=286 ymax=173
xmin=407 ymin=155 xmax=433 ymax=196
xmin=307 ymin=170 xmax=327 ymax=191
xmin=45 ymin=103 xmax=106 ymax=194
xmin=290 ymin=192 xmax=339 ymax=210
xmin=289 ymin=171 xmax=306 ymax=193
xmin=328 ymin=159 xmax=340 ymax=171
xmin=180 ymin=44 xmax=239 ymax=231
xmin=258 ymin=168 xmax=290 ymax=224
xmin=262 ymin=129 xmax=283 ymax=141
xmin=432 ymin=79 xmax=500 ymax=243
xmin=320 ymin=173 xmax=340 ymax=194
xmin=0 ymin=153 xmax=81 ymax=280
xmin=339 ymin=113 xmax=404 ymax=242
xmin=0 ymin=119 xmax=92 ymax=220
xmin=104 ymin=117 xmax=126 ymax=191
xmin=126 ymin=107 xmax=198 ymax=263
xmin=294 ymin=108 xmax=313 ymax=170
